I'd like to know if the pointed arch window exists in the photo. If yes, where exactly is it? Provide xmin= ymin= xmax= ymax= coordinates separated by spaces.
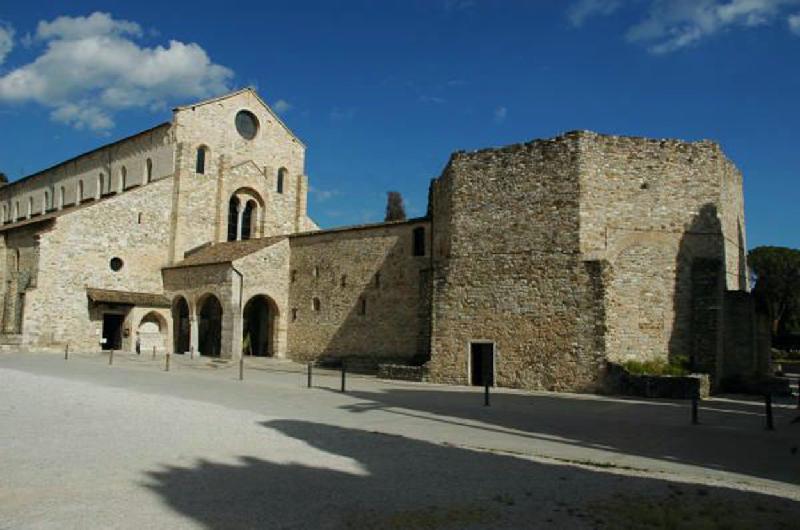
xmin=277 ymin=167 xmax=287 ymax=194
xmin=120 ymin=166 xmax=127 ymax=192
xmin=241 ymin=200 xmax=256 ymax=240
xmin=146 ymin=158 xmax=153 ymax=183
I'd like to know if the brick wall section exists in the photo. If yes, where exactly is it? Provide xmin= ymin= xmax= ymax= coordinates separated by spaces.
xmin=286 ymin=220 xmax=431 ymax=362
xmin=427 ymin=136 xmax=607 ymax=391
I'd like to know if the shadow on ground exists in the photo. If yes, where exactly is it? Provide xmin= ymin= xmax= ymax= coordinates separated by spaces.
xmin=144 ymin=420 xmax=800 ymax=530
xmin=322 ymin=386 xmax=800 ymax=486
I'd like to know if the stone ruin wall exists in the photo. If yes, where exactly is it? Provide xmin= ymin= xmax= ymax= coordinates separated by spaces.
xmin=286 ymin=221 xmax=432 ymax=364
xmin=577 ymin=132 xmax=748 ymax=366
xmin=427 ymin=136 xmax=608 ymax=391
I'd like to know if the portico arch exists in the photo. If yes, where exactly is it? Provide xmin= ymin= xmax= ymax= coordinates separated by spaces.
xmin=197 ymin=293 xmax=222 ymax=357
xmin=242 ymin=294 xmax=279 ymax=357
xmin=138 ymin=311 xmax=168 ymax=353
xmin=172 ymin=296 xmax=190 ymax=354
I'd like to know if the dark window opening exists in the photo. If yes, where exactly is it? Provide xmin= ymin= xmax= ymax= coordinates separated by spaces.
xmin=413 ymin=227 xmax=426 ymax=256
xmin=101 ymin=314 xmax=124 ymax=351
xmin=196 ymin=147 xmax=207 ymax=174
xmin=375 ymin=272 xmax=381 ymax=288
xmin=312 ymin=297 xmax=321 ymax=311
xmin=277 ymin=167 xmax=287 ymax=194
xmin=227 ymin=196 xmax=240 ymax=241
xmin=241 ymin=200 xmax=256 ymax=240
xmin=340 ymin=274 xmax=347 ymax=288
xmin=359 ymin=297 xmax=366 ymax=316
xmin=291 ymin=270 xmax=297 ymax=282
xmin=291 ymin=308 xmax=298 ymax=322
xmin=110 ymin=257 xmax=124 ymax=272
xmin=470 ymin=342 xmax=495 ymax=386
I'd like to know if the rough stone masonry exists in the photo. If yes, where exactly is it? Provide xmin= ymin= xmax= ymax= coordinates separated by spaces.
xmin=0 ymin=88 xmax=768 ymax=392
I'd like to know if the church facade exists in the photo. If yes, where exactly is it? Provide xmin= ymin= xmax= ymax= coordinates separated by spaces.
xmin=0 ymin=89 xmax=767 ymax=391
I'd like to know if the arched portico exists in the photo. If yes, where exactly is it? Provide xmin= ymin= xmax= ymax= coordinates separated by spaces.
xmin=197 ymin=293 xmax=223 ymax=357
xmin=242 ymin=295 xmax=279 ymax=357
xmin=138 ymin=311 xmax=168 ymax=353
xmin=172 ymin=296 xmax=191 ymax=354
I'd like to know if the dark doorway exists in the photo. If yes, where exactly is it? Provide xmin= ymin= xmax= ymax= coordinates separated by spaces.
xmin=198 ymin=295 xmax=222 ymax=357
xmin=172 ymin=296 xmax=190 ymax=354
xmin=470 ymin=342 xmax=494 ymax=386
xmin=243 ymin=295 xmax=275 ymax=356
xmin=102 ymin=314 xmax=124 ymax=350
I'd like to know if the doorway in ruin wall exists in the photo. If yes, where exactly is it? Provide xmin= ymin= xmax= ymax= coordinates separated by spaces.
xmin=242 ymin=295 xmax=279 ymax=357
xmin=198 ymin=294 xmax=222 ymax=357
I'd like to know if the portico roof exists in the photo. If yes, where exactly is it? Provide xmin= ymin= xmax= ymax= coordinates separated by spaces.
xmin=86 ymin=288 xmax=171 ymax=308
xmin=162 ymin=236 xmax=286 ymax=269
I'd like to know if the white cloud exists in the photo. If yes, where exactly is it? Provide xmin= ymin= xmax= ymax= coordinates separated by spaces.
xmin=493 ymin=106 xmax=507 ymax=123
xmin=567 ymin=0 xmax=622 ymax=27
xmin=0 ymin=21 xmax=14 ymax=64
xmin=309 ymin=185 xmax=342 ymax=202
xmin=570 ymin=0 xmax=800 ymax=53
xmin=0 ymin=12 xmax=233 ymax=131
xmin=272 ymin=99 xmax=292 ymax=114
xmin=629 ymin=0 xmax=800 ymax=53
xmin=790 ymin=12 xmax=800 ymax=32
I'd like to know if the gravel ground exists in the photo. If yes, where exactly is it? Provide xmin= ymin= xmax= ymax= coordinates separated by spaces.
xmin=1 ymin=352 xmax=799 ymax=529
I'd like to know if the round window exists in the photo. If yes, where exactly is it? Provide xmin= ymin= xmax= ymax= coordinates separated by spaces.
xmin=235 ymin=110 xmax=259 ymax=140
xmin=110 ymin=257 xmax=124 ymax=272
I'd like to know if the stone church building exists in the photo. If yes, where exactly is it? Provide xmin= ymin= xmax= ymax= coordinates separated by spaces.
xmin=0 ymin=88 xmax=766 ymax=391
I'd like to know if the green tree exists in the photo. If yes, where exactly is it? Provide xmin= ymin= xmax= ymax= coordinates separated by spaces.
xmin=384 ymin=191 xmax=407 ymax=222
xmin=0 ymin=172 xmax=7 ymax=184
xmin=748 ymin=246 xmax=800 ymax=336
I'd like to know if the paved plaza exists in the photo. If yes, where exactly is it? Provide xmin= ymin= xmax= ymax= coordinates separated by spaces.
xmin=1 ymin=351 xmax=799 ymax=529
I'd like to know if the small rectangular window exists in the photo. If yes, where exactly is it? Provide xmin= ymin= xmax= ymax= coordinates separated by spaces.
xmin=291 ymin=270 xmax=297 ymax=282
xmin=291 ymin=308 xmax=298 ymax=322
xmin=375 ymin=272 xmax=381 ymax=288
xmin=413 ymin=227 xmax=426 ymax=256
xmin=196 ymin=147 xmax=206 ymax=174
xmin=359 ymin=297 xmax=366 ymax=316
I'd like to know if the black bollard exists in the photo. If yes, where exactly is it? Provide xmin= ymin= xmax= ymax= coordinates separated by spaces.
xmin=307 ymin=362 xmax=312 ymax=388
xmin=239 ymin=357 xmax=244 ymax=381
xmin=484 ymin=381 xmax=490 ymax=407
xmin=691 ymin=396 xmax=699 ymax=425
xmin=109 ymin=350 xmax=114 ymax=366
xmin=64 ymin=344 xmax=69 ymax=360
xmin=765 ymin=393 xmax=775 ymax=431
xmin=190 ymin=346 xmax=194 ymax=360
xmin=152 ymin=346 xmax=156 ymax=360
xmin=165 ymin=353 xmax=170 ymax=372
xmin=341 ymin=361 xmax=347 ymax=393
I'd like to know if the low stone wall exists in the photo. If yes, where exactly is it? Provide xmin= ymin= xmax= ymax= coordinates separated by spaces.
xmin=605 ymin=363 xmax=710 ymax=399
xmin=377 ymin=363 xmax=429 ymax=382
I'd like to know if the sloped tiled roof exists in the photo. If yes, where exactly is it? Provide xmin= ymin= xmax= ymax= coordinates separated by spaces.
xmin=163 ymin=236 xmax=286 ymax=269
xmin=86 ymin=288 xmax=170 ymax=308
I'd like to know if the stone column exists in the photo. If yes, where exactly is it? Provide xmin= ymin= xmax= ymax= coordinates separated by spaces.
xmin=189 ymin=314 xmax=199 ymax=356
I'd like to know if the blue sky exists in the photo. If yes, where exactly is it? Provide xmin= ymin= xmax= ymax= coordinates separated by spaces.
xmin=0 ymin=0 xmax=798 ymax=249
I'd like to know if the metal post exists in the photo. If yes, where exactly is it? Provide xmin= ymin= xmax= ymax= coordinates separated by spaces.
xmin=152 ymin=346 xmax=156 ymax=360
xmin=484 ymin=381 xmax=490 ymax=407
xmin=64 ymin=344 xmax=69 ymax=360
xmin=190 ymin=345 xmax=194 ymax=360
xmin=109 ymin=350 xmax=114 ymax=366
xmin=239 ymin=357 xmax=244 ymax=381
xmin=307 ymin=362 xmax=312 ymax=388
xmin=341 ymin=361 xmax=347 ymax=393
xmin=165 ymin=352 xmax=170 ymax=372
xmin=765 ymin=393 xmax=774 ymax=431
xmin=691 ymin=396 xmax=699 ymax=425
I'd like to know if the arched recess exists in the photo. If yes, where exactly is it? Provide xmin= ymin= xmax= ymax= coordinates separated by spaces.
xmin=138 ymin=311 xmax=168 ymax=353
xmin=242 ymin=295 xmax=279 ymax=357
xmin=172 ymin=296 xmax=190 ymax=354
xmin=226 ymin=187 xmax=264 ymax=241
xmin=197 ymin=293 xmax=222 ymax=357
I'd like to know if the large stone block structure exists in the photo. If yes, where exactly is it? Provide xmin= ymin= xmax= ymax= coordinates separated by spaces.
xmin=0 ymin=89 xmax=766 ymax=391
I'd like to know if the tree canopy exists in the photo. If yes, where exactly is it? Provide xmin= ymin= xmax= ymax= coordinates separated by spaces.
xmin=384 ymin=191 xmax=407 ymax=222
xmin=748 ymin=246 xmax=800 ymax=337
xmin=0 ymin=172 xmax=7 ymax=184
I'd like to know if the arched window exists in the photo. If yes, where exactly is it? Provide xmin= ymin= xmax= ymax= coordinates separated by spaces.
xmin=241 ymin=200 xmax=256 ymax=240
xmin=227 ymin=196 xmax=240 ymax=241
xmin=120 ymin=166 xmax=127 ymax=192
xmin=78 ymin=180 xmax=84 ymax=203
xmin=58 ymin=186 xmax=65 ymax=210
xmin=196 ymin=146 xmax=207 ymax=174
xmin=312 ymin=297 xmax=321 ymax=312
xmin=277 ymin=167 xmax=287 ymax=194
xmin=97 ymin=173 xmax=105 ymax=199
xmin=145 ymin=158 xmax=153 ymax=183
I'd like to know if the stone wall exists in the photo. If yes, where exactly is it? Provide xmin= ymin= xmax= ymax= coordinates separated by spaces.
xmin=20 ymin=178 xmax=174 ymax=351
xmin=287 ymin=220 xmax=431 ymax=363
xmin=577 ymin=132 xmax=746 ymax=365
xmin=427 ymin=137 xmax=608 ymax=391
